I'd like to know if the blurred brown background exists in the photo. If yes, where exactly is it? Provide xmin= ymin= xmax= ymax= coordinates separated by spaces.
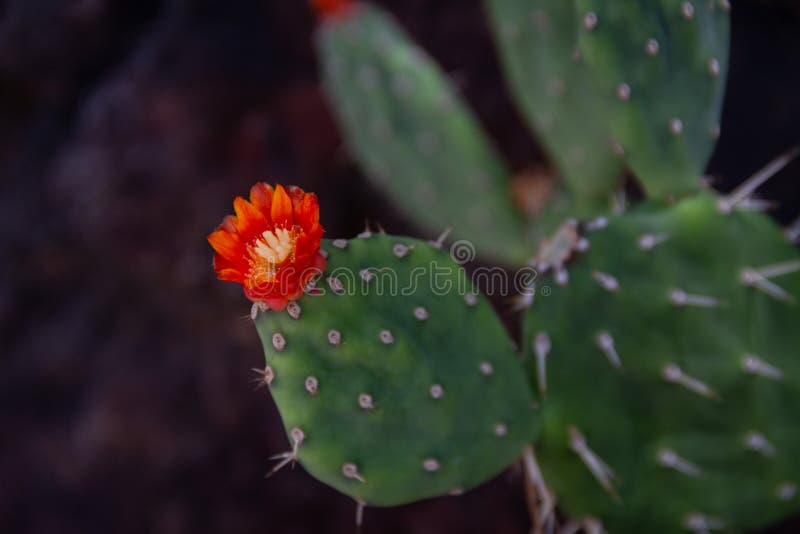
xmin=1 ymin=1 xmax=798 ymax=533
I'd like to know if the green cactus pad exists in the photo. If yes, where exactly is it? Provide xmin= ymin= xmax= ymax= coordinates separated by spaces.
xmin=574 ymin=0 xmax=730 ymax=199
xmin=255 ymin=235 xmax=536 ymax=506
xmin=316 ymin=4 xmax=529 ymax=265
xmin=523 ymin=192 xmax=800 ymax=532
xmin=484 ymin=0 xmax=623 ymax=204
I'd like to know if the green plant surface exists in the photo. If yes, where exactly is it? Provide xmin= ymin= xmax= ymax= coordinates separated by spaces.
xmin=484 ymin=0 xmax=624 ymax=204
xmin=575 ymin=0 xmax=730 ymax=199
xmin=316 ymin=3 xmax=530 ymax=265
xmin=256 ymin=234 xmax=537 ymax=506
xmin=524 ymin=191 xmax=800 ymax=532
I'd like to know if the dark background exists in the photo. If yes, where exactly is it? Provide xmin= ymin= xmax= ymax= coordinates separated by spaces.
xmin=1 ymin=1 xmax=798 ymax=533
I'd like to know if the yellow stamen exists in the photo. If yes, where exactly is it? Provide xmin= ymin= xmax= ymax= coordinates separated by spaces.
xmin=248 ymin=226 xmax=300 ymax=284
xmin=255 ymin=227 xmax=296 ymax=263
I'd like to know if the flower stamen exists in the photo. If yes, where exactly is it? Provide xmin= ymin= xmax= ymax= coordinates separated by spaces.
xmin=254 ymin=226 xmax=299 ymax=263
xmin=248 ymin=226 xmax=301 ymax=284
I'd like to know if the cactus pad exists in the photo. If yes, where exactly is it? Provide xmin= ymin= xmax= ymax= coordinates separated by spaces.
xmin=575 ymin=0 xmax=730 ymax=199
xmin=523 ymin=192 xmax=800 ymax=532
xmin=256 ymin=234 xmax=536 ymax=506
xmin=484 ymin=0 xmax=623 ymax=205
xmin=316 ymin=4 xmax=529 ymax=264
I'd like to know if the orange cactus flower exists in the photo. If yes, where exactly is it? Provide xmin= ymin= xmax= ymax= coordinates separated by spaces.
xmin=311 ymin=0 xmax=354 ymax=19
xmin=208 ymin=183 xmax=326 ymax=311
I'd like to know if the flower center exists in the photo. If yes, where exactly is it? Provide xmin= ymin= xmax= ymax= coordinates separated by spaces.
xmin=246 ymin=225 xmax=301 ymax=286
xmin=254 ymin=226 xmax=297 ymax=264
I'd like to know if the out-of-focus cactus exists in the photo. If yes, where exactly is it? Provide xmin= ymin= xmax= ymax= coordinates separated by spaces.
xmin=255 ymin=234 xmax=536 ymax=506
xmin=484 ymin=0 xmax=623 ymax=206
xmin=316 ymin=3 xmax=530 ymax=264
xmin=501 ymin=3 xmax=800 ymax=531
xmin=574 ymin=0 xmax=730 ymax=198
xmin=523 ymin=191 xmax=800 ymax=533
xmin=207 ymin=1 xmax=800 ymax=531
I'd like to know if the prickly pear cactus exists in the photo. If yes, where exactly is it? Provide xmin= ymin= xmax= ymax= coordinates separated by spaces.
xmin=257 ymin=234 xmax=536 ymax=506
xmin=484 ymin=0 xmax=623 ymax=205
xmin=523 ymin=192 xmax=800 ymax=533
xmin=316 ymin=3 xmax=530 ymax=264
xmin=574 ymin=0 xmax=730 ymax=198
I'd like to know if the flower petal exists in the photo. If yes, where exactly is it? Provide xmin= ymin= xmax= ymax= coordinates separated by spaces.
xmin=233 ymin=196 xmax=266 ymax=240
xmin=213 ymin=252 xmax=244 ymax=277
xmin=312 ymin=0 xmax=354 ymax=18
xmin=221 ymin=215 xmax=238 ymax=233
xmin=294 ymin=193 xmax=320 ymax=230
xmin=265 ymin=296 xmax=289 ymax=311
xmin=286 ymin=185 xmax=305 ymax=207
xmin=208 ymin=227 xmax=243 ymax=262
xmin=294 ymin=231 xmax=321 ymax=264
xmin=215 ymin=266 xmax=245 ymax=283
xmin=249 ymin=183 xmax=274 ymax=217
xmin=271 ymin=184 xmax=294 ymax=228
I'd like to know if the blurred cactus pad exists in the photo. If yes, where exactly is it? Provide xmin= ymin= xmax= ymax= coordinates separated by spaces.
xmin=316 ymin=4 xmax=530 ymax=264
xmin=524 ymin=192 xmax=800 ymax=533
xmin=573 ymin=0 xmax=730 ymax=199
xmin=255 ymin=235 xmax=536 ymax=506
xmin=484 ymin=0 xmax=624 ymax=203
